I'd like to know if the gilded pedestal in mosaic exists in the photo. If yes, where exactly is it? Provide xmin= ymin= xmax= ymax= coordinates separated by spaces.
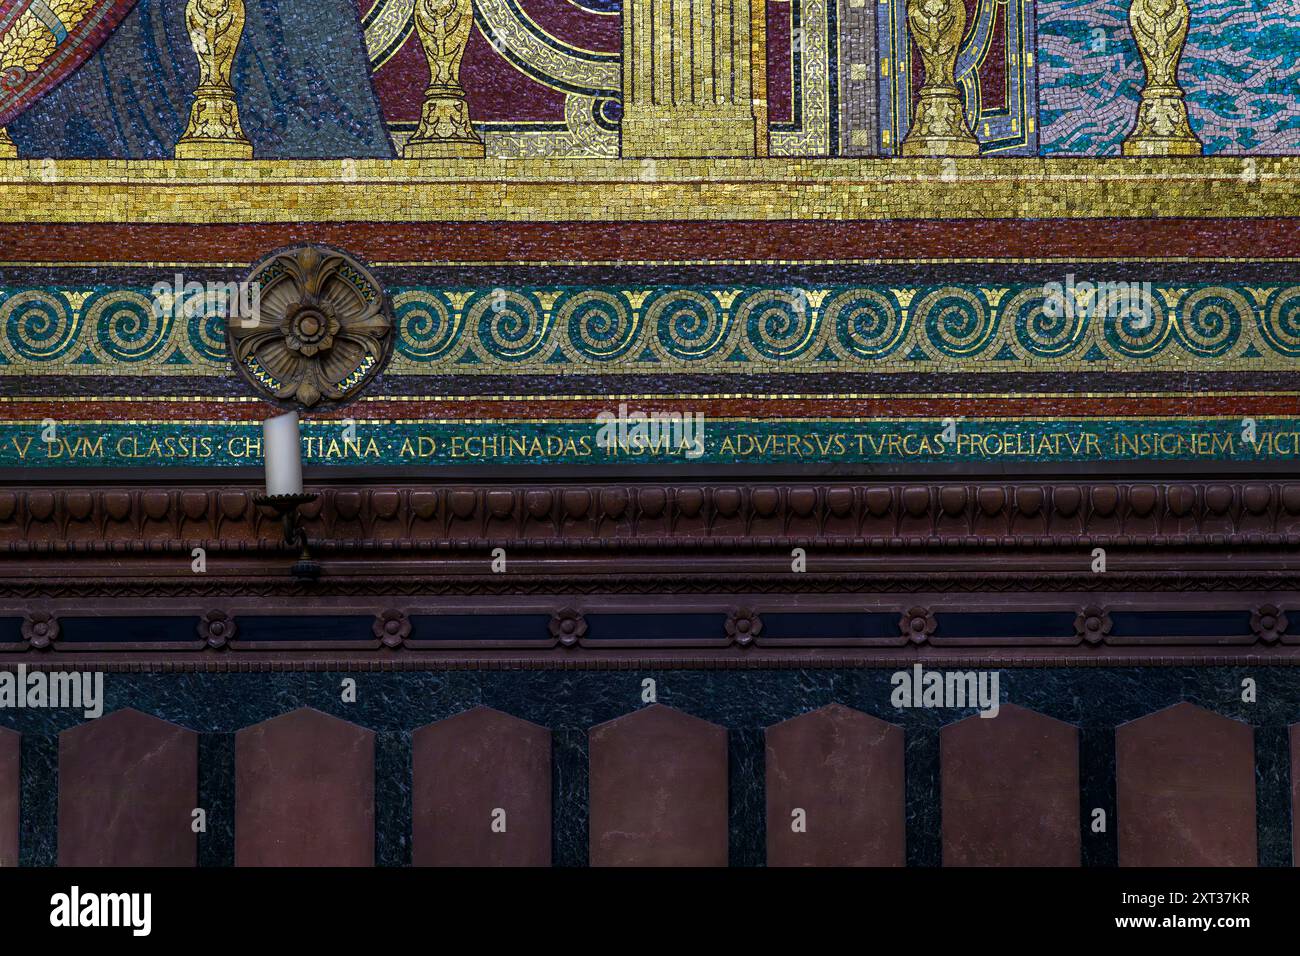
xmin=173 ymin=0 xmax=254 ymax=160
xmin=403 ymin=0 xmax=485 ymax=159
xmin=899 ymin=0 xmax=980 ymax=158
xmin=1123 ymin=0 xmax=1204 ymax=157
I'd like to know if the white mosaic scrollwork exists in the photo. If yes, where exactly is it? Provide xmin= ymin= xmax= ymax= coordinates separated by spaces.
xmin=484 ymin=93 xmax=619 ymax=158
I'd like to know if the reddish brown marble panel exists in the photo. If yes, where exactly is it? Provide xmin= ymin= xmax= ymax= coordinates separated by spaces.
xmin=235 ymin=708 xmax=374 ymax=867
xmin=413 ymin=706 xmax=551 ymax=867
xmin=58 ymin=709 xmax=197 ymax=866
xmin=0 ymin=727 xmax=16 ymax=867
xmin=941 ymin=703 xmax=1080 ymax=866
xmin=1117 ymin=703 xmax=1256 ymax=867
xmin=766 ymin=703 xmax=905 ymax=866
xmin=3 ymin=218 xmax=1295 ymax=265
xmin=589 ymin=704 xmax=728 ymax=866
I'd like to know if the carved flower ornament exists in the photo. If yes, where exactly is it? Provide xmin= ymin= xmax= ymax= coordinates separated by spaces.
xmin=227 ymin=246 xmax=394 ymax=408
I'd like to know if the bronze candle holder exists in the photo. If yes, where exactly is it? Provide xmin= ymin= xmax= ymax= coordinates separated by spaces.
xmin=254 ymin=492 xmax=321 ymax=580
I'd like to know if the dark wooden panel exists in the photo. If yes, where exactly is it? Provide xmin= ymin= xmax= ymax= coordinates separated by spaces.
xmin=413 ymin=706 xmax=551 ymax=866
xmin=589 ymin=705 xmax=728 ymax=867
xmin=766 ymin=703 xmax=904 ymax=866
xmin=235 ymin=708 xmax=374 ymax=867
xmin=942 ymin=703 xmax=1080 ymax=866
xmin=1117 ymin=703 xmax=1256 ymax=867
xmin=58 ymin=709 xmax=197 ymax=866
xmin=0 ymin=726 xmax=16 ymax=867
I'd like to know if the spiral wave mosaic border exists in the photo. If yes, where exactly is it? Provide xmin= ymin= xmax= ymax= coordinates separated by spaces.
xmin=2 ymin=283 xmax=1299 ymax=375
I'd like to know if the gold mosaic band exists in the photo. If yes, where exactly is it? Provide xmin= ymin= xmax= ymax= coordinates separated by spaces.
xmin=0 ymin=157 xmax=1293 ymax=223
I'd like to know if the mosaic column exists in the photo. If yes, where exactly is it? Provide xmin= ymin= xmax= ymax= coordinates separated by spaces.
xmin=1123 ymin=0 xmax=1203 ymax=156
xmin=0 ymin=128 xmax=16 ymax=159
xmin=899 ymin=0 xmax=980 ymax=157
xmin=404 ymin=0 xmax=485 ymax=158
xmin=174 ymin=0 xmax=254 ymax=159
xmin=751 ymin=0 xmax=768 ymax=156
xmin=621 ymin=0 xmax=759 ymax=158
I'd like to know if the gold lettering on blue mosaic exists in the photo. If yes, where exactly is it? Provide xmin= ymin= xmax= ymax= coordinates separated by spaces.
xmin=2 ymin=419 xmax=1299 ymax=468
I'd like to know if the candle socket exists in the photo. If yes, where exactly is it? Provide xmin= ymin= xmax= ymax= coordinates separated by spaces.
xmin=254 ymin=492 xmax=321 ymax=580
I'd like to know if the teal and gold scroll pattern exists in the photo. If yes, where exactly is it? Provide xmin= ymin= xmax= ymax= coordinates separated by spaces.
xmin=2 ymin=282 xmax=1299 ymax=375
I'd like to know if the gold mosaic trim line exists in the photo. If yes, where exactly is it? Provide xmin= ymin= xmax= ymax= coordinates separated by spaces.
xmin=6 ymin=257 xmax=1300 ymax=269
xmin=0 ymin=416 xmax=1286 ymax=426
xmin=3 ymin=391 xmax=1294 ymax=404
xmin=0 ymin=158 xmax=1294 ymax=223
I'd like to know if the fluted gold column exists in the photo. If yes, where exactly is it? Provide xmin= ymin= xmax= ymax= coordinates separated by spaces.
xmin=404 ymin=0 xmax=485 ymax=158
xmin=900 ymin=0 xmax=980 ymax=157
xmin=1123 ymin=0 xmax=1203 ymax=156
xmin=0 ymin=128 xmax=16 ymax=159
xmin=622 ymin=0 xmax=758 ymax=158
xmin=751 ymin=0 xmax=768 ymax=157
xmin=174 ymin=0 xmax=254 ymax=159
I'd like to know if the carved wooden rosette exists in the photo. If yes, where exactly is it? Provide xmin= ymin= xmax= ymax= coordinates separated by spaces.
xmin=900 ymin=0 xmax=980 ymax=157
xmin=0 ymin=127 xmax=15 ymax=159
xmin=404 ymin=0 xmax=485 ymax=158
xmin=174 ymin=0 xmax=254 ymax=160
xmin=1123 ymin=0 xmax=1203 ymax=156
xmin=227 ymin=246 xmax=394 ymax=409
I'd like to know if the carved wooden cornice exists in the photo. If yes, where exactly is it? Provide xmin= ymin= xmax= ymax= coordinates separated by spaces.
xmin=0 ymin=478 xmax=1296 ymax=599
xmin=1 ymin=479 xmax=1298 ymax=555
xmin=0 ymin=476 xmax=1294 ymax=666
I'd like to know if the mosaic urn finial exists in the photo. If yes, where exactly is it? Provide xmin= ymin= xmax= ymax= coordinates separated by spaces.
xmin=1123 ymin=0 xmax=1203 ymax=156
xmin=174 ymin=0 xmax=254 ymax=159
xmin=404 ymin=0 xmax=485 ymax=158
xmin=900 ymin=0 xmax=981 ymax=157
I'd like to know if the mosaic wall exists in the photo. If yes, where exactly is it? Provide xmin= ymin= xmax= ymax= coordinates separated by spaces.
xmin=3 ymin=270 xmax=1299 ymax=469
xmin=0 ymin=0 xmax=1298 ymax=882
xmin=0 ymin=0 xmax=1296 ymax=471
xmin=6 ymin=281 xmax=1300 ymax=375
xmin=5 ymin=0 xmax=1296 ymax=158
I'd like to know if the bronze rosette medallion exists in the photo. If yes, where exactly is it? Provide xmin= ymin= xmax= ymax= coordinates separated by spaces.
xmin=227 ymin=245 xmax=395 ymax=409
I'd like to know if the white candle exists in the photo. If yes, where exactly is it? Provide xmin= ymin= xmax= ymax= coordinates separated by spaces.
xmin=263 ymin=411 xmax=303 ymax=496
